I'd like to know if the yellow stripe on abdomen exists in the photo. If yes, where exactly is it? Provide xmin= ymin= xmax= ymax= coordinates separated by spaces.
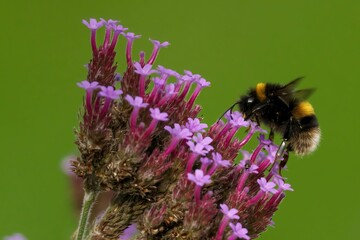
xmin=255 ymin=83 xmax=267 ymax=102
xmin=292 ymin=101 xmax=315 ymax=119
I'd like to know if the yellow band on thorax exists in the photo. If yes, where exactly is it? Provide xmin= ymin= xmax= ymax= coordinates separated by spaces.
xmin=255 ymin=83 xmax=267 ymax=102
xmin=292 ymin=101 xmax=315 ymax=119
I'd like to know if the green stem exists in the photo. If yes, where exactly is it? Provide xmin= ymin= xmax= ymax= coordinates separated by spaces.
xmin=76 ymin=191 xmax=99 ymax=240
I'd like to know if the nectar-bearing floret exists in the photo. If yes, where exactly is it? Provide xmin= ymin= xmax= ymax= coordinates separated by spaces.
xmin=72 ymin=17 xmax=295 ymax=240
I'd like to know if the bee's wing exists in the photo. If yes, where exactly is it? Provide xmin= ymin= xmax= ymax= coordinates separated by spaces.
xmin=277 ymin=89 xmax=315 ymax=107
xmin=276 ymin=77 xmax=315 ymax=105
xmin=292 ymin=88 xmax=316 ymax=101
xmin=279 ymin=77 xmax=304 ymax=93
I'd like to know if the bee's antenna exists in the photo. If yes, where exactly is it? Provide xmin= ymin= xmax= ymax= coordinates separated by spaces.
xmin=217 ymin=101 xmax=240 ymax=122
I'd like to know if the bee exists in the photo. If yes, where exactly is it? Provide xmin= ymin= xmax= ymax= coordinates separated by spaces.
xmin=224 ymin=77 xmax=320 ymax=169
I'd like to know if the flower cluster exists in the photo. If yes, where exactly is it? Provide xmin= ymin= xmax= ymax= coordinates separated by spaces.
xmin=72 ymin=18 xmax=293 ymax=240
xmin=3 ymin=233 xmax=27 ymax=240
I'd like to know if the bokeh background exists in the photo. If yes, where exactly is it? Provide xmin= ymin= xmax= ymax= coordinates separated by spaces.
xmin=1 ymin=0 xmax=359 ymax=239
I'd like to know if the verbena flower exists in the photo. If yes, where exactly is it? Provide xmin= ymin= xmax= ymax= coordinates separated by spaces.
xmin=72 ymin=17 xmax=294 ymax=240
xmin=3 ymin=233 xmax=27 ymax=240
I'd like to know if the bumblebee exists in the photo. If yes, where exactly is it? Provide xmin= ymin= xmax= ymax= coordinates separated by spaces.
xmin=227 ymin=77 xmax=320 ymax=168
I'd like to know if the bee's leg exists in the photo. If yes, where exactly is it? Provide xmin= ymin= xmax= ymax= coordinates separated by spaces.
xmin=282 ymin=116 xmax=293 ymax=141
xmin=255 ymin=115 xmax=261 ymax=126
xmin=279 ymin=151 xmax=289 ymax=176
xmin=269 ymin=128 xmax=274 ymax=141
xmin=271 ymin=141 xmax=289 ymax=176
xmin=276 ymin=140 xmax=287 ymax=159
xmin=277 ymin=118 xmax=293 ymax=175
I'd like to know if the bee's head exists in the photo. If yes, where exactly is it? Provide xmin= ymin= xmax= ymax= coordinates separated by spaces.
xmin=238 ymin=91 xmax=259 ymax=120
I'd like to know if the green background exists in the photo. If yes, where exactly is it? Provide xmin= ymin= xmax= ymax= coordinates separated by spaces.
xmin=1 ymin=0 xmax=359 ymax=239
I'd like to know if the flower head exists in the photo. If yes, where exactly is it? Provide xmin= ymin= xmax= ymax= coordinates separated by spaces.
xmin=185 ymin=118 xmax=208 ymax=133
xmin=74 ymin=17 xmax=295 ymax=240
xmin=258 ymin=134 xmax=272 ymax=145
xmin=125 ymin=95 xmax=148 ymax=108
xmin=187 ymin=141 xmax=213 ymax=156
xmin=220 ymin=204 xmax=240 ymax=220
xmin=187 ymin=169 xmax=211 ymax=186
xmin=149 ymin=108 xmax=168 ymax=121
xmin=192 ymin=133 xmax=213 ymax=145
xmin=100 ymin=18 xmax=118 ymax=28
xmin=229 ymin=222 xmax=250 ymax=240
xmin=98 ymin=86 xmax=123 ymax=99
xmin=257 ymin=177 xmax=277 ymax=194
xmin=152 ymin=77 xmax=166 ymax=86
xmin=164 ymin=124 xmax=192 ymax=140
xmin=211 ymin=152 xmax=231 ymax=168
xmin=4 ymin=233 xmax=27 ymax=240
xmin=150 ymin=39 xmax=170 ymax=48
xmin=200 ymin=157 xmax=212 ymax=166
xmin=77 ymin=80 xmax=99 ymax=91
xmin=275 ymin=178 xmax=294 ymax=191
xmin=196 ymin=77 xmax=211 ymax=88
xmin=229 ymin=112 xmax=249 ymax=128
xmin=157 ymin=65 xmax=180 ymax=78
xmin=184 ymin=70 xmax=201 ymax=80
xmin=123 ymin=32 xmax=141 ymax=41
xmin=82 ymin=18 xmax=105 ymax=30
xmin=165 ymin=83 xmax=177 ymax=95
xmin=133 ymin=62 xmax=158 ymax=76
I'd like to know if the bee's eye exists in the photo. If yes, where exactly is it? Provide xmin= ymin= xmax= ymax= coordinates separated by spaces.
xmin=247 ymin=98 xmax=254 ymax=103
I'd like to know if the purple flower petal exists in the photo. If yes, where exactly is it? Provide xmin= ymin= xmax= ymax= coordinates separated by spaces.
xmin=150 ymin=39 xmax=170 ymax=48
xmin=4 ymin=233 xmax=27 ymax=240
xmin=164 ymin=124 xmax=192 ymax=140
xmin=150 ymin=108 xmax=169 ymax=121
xmin=258 ymin=134 xmax=272 ymax=145
xmin=187 ymin=169 xmax=211 ymax=186
xmin=133 ymin=62 xmax=158 ymax=76
xmin=193 ymin=133 xmax=213 ymax=145
xmin=187 ymin=141 xmax=213 ymax=156
xmin=211 ymin=152 xmax=231 ymax=168
xmin=82 ymin=18 xmax=105 ymax=30
xmin=257 ymin=177 xmax=277 ymax=194
xmin=123 ymin=32 xmax=141 ymax=41
xmin=220 ymin=204 xmax=240 ymax=220
xmin=98 ymin=86 xmax=123 ymax=100
xmin=230 ymin=112 xmax=250 ymax=128
xmin=152 ymin=77 xmax=166 ymax=86
xmin=275 ymin=178 xmax=294 ymax=191
xmin=185 ymin=118 xmax=208 ymax=133
xmin=77 ymin=80 xmax=100 ymax=91
xmin=200 ymin=157 xmax=212 ymax=166
xmin=125 ymin=95 xmax=148 ymax=108
xmin=196 ymin=77 xmax=211 ymax=88
xmin=157 ymin=65 xmax=180 ymax=78
xmin=100 ymin=18 xmax=118 ymax=28
xmin=165 ymin=84 xmax=177 ymax=95
xmin=229 ymin=222 xmax=250 ymax=240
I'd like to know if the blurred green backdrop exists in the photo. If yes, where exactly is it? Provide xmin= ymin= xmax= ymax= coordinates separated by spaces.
xmin=1 ymin=0 xmax=359 ymax=239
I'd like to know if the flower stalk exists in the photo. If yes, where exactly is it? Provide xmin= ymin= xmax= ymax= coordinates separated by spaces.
xmin=75 ymin=191 xmax=99 ymax=240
